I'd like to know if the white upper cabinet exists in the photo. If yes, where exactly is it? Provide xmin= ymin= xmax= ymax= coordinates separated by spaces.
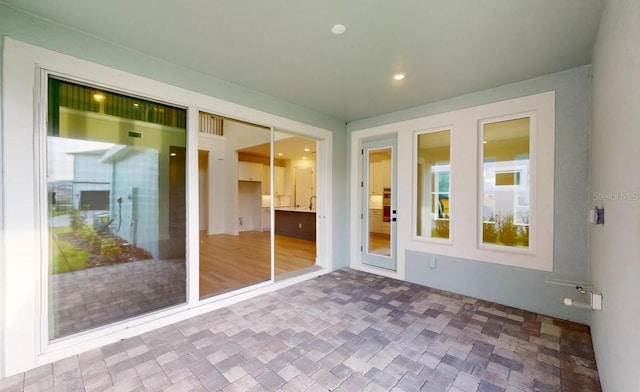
xmin=382 ymin=159 xmax=391 ymax=189
xmin=238 ymin=161 xmax=263 ymax=182
xmin=261 ymin=165 xmax=286 ymax=194
xmin=369 ymin=161 xmax=383 ymax=195
xmin=274 ymin=166 xmax=285 ymax=195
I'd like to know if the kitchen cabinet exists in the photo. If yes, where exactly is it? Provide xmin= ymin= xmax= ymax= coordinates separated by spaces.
xmin=382 ymin=159 xmax=391 ymax=188
xmin=238 ymin=161 xmax=262 ymax=182
xmin=261 ymin=208 xmax=270 ymax=231
xmin=262 ymin=165 xmax=270 ymax=194
xmin=380 ymin=221 xmax=390 ymax=234
xmin=275 ymin=210 xmax=316 ymax=241
xmin=274 ymin=166 xmax=285 ymax=195
xmin=369 ymin=209 xmax=382 ymax=233
xmin=261 ymin=165 xmax=286 ymax=195
xmin=369 ymin=161 xmax=383 ymax=195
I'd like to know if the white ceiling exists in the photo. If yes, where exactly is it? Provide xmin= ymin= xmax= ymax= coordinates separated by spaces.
xmin=239 ymin=135 xmax=317 ymax=161
xmin=2 ymin=0 xmax=604 ymax=122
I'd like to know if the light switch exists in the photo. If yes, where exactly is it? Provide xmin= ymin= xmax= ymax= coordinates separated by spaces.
xmin=429 ymin=256 xmax=437 ymax=269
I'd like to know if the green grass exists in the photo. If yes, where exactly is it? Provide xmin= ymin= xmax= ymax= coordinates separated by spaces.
xmin=50 ymin=239 xmax=90 ymax=274
xmin=49 ymin=209 xmax=71 ymax=217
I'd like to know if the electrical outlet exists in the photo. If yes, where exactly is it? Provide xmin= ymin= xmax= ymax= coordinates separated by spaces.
xmin=591 ymin=293 xmax=603 ymax=310
xmin=429 ymin=256 xmax=437 ymax=269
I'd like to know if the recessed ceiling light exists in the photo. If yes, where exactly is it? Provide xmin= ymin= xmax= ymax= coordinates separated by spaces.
xmin=304 ymin=147 xmax=310 ymax=152
xmin=303 ymin=156 xmax=308 ymax=160
xmin=483 ymin=140 xmax=488 ymax=144
xmin=392 ymin=72 xmax=406 ymax=81
xmin=92 ymin=93 xmax=105 ymax=102
xmin=331 ymin=24 xmax=346 ymax=35
xmin=278 ymin=152 xmax=284 ymax=156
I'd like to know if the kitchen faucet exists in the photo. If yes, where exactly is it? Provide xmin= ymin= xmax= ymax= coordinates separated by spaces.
xmin=309 ymin=195 xmax=316 ymax=210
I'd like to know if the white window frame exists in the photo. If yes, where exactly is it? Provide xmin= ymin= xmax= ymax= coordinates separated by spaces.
xmin=478 ymin=112 xmax=536 ymax=254
xmin=350 ymin=91 xmax=554 ymax=280
xmin=413 ymin=128 xmax=453 ymax=244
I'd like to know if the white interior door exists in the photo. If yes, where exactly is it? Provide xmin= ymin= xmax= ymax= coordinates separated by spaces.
xmin=294 ymin=167 xmax=313 ymax=210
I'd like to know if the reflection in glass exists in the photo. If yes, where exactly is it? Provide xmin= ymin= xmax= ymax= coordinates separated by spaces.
xmin=47 ymin=77 xmax=186 ymax=340
xmin=368 ymin=148 xmax=391 ymax=255
xmin=481 ymin=117 xmax=530 ymax=248
xmin=416 ymin=130 xmax=451 ymax=239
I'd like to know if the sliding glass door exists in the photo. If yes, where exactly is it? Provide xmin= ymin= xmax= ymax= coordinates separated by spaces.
xmin=198 ymin=116 xmax=319 ymax=298
xmin=46 ymin=76 xmax=187 ymax=340
xmin=44 ymin=76 xmax=324 ymax=338
xmin=198 ymin=114 xmax=273 ymax=298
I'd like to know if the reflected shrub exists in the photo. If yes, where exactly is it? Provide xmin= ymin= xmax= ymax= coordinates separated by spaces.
xmin=496 ymin=213 xmax=518 ymax=246
xmin=69 ymin=209 xmax=85 ymax=232
xmin=483 ymin=221 xmax=498 ymax=243
xmin=77 ymin=225 xmax=100 ymax=247
xmin=434 ymin=219 xmax=450 ymax=239
xmin=100 ymin=238 xmax=123 ymax=259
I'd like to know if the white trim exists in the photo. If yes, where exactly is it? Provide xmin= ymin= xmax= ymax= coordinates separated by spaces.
xmin=477 ymin=111 xmax=537 ymax=255
xmin=349 ymin=132 xmax=405 ymax=281
xmin=350 ymin=91 xmax=555 ymax=277
xmin=0 ymin=38 xmax=4 ymax=379
xmin=270 ymin=126 xmax=276 ymax=280
xmin=1 ymin=37 xmax=334 ymax=376
xmin=36 ymin=67 xmax=49 ymax=354
xmin=186 ymin=107 xmax=200 ymax=305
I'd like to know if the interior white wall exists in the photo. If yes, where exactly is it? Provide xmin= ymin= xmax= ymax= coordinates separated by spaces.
xmin=198 ymin=135 xmax=226 ymax=235
xmin=198 ymin=151 xmax=208 ymax=230
xmin=590 ymin=1 xmax=640 ymax=391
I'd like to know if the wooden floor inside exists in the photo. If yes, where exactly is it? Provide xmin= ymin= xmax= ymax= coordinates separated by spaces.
xmin=369 ymin=232 xmax=391 ymax=256
xmin=199 ymin=230 xmax=316 ymax=298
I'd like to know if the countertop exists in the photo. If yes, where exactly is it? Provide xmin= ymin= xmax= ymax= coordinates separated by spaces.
xmin=275 ymin=207 xmax=316 ymax=213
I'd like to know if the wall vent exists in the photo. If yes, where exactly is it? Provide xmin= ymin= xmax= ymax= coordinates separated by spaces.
xmin=199 ymin=111 xmax=223 ymax=136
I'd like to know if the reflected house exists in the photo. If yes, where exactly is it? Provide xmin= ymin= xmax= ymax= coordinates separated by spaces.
xmin=69 ymin=149 xmax=111 ymax=212
xmin=482 ymin=159 xmax=530 ymax=224
xmin=101 ymin=145 xmax=162 ymax=259
xmin=68 ymin=143 xmax=184 ymax=260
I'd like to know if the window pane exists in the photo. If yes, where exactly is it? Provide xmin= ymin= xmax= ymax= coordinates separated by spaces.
xmin=368 ymin=148 xmax=391 ymax=255
xmin=481 ymin=117 xmax=530 ymax=248
xmin=416 ymin=130 xmax=451 ymax=239
xmin=47 ymin=77 xmax=187 ymax=340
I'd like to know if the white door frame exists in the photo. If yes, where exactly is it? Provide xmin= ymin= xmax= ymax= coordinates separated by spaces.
xmin=350 ymin=130 xmax=405 ymax=280
xmin=360 ymin=137 xmax=397 ymax=271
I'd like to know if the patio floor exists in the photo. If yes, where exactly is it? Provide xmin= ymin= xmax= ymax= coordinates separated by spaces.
xmin=51 ymin=259 xmax=186 ymax=339
xmin=0 ymin=268 xmax=601 ymax=391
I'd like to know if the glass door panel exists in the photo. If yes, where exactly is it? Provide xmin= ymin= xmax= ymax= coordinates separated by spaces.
xmin=46 ymin=77 xmax=187 ymax=340
xmin=198 ymin=114 xmax=272 ymax=298
xmin=362 ymin=136 xmax=397 ymax=271
xmin=273 ymin=133 xmax=317 ymax=277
